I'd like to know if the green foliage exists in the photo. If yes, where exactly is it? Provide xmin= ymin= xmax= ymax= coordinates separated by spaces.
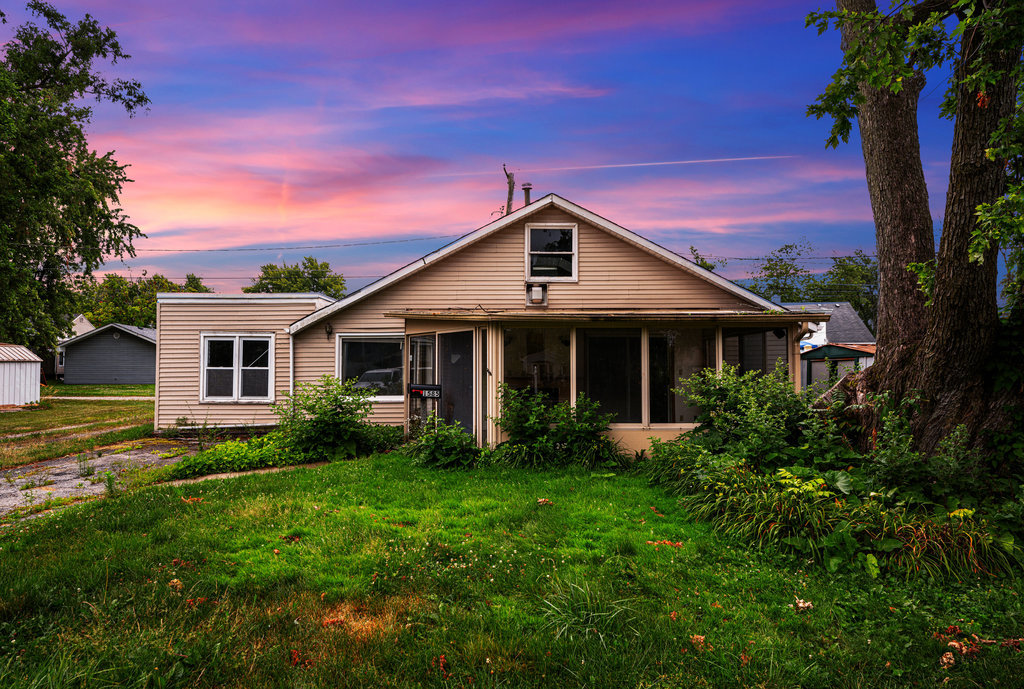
xmin=540 ymin=578 xmax=638 ymax=648
xmin=643 ymin=366 xmax=1023 ymax=577
xmin=78 ymin=273 xmax=211 ymax=328
xmin=688 ymin=245 xmax=727 ymax=272
xmin=745 ymin=242 xmax=878 ymax=330
xmin=807 ymin=2 xmax=1024 ymax=321
xmin=406 ymin=412 xmax=480 ymax=469
xmin=0 ymin=2 xmax=149 ymax=354
xmin=359 ymin=424 xmax=405 ymax=456
xmin=242 ymin=256 xmax=346 ymax=300
xmin=746 ymin=240 xmax=815 ymax=303
xmin=490 ymin=384 xmax=624 ymax=469
xmin=272 ymin=375 xmax=374 ymax=462
xmin=680 ymin=363 xmax=816 ymax=471
xmin=168 ymin=431 xmax=300 ymax=480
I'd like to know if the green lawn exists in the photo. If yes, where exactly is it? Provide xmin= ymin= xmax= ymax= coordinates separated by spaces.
xmin=0 ymin=399 xmax=154 ymax=468
xmin=1 ymin=454 xmax=1021 ymax=687
xmin=41 ymin=381 xmax=155 ymax=397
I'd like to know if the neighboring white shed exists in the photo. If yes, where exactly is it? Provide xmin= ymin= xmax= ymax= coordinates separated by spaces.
xmin=0 ymin=344 xmax=42 ymax=405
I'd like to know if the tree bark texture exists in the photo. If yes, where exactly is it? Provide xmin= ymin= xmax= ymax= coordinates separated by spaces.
xmin=838 ymin=0 xmax=935 ymax=397
xmin=835 ymin=0 xmax=1022 ymax=453
xmin=912 ymin=24 xmax=1021 ymax=450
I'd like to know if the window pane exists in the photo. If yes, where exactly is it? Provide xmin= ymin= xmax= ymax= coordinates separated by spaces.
xmin=343 ymin=339 xmax=403 ymax=396
xmin=529 ymin=254 xmax=573 ymax=277
xmin=723 ymin=327 xmax=789 ymax=374
xmin=530 ymin=227 xmax=572 ymax=252
xmin=577 ymin=328 xmax=641 ymax=423
xmin=241 ymin=369 xmax=269 ymax=397
xmin=649 ymin=328 xmax=714 ymax=423
xmin=207 ymin=339 xmax=234 ymax=368
xmin=502 ymin=327 xmax=571 ymax=404
xmin=241 ymin=339 xmax=269 ymax=368
xmin=409 ymin=335 xmax=435 ymax=385
xmin=206 ymin=369 xmax=233 ymax=397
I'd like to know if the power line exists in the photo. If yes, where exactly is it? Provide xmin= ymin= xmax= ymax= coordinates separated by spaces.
xmin=8 ymin=233 xmax=464 ymax=253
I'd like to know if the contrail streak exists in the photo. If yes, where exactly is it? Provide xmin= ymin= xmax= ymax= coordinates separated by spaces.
xmin=438 ymin=155 xmax=795 ymax=177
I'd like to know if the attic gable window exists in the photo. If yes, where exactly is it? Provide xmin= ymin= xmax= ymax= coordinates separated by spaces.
xmin=526 ymin=223 xmax=577 ymax=282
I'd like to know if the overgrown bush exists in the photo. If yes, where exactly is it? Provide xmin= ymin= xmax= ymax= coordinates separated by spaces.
xmin=640 ymin=366 xmax=1023 ymax=578
xmin=272 ymin=375 xmax=374 ymax=461
xmin=681 ymin=363 xmax=823 ymax=470
xmin=490 ymin=385 xmax=625 ymax=469
xmin=359 ymin=424 xmax=405 ymax=455
xmin=168 ymin=431 xmax=301 ymax=480
xmin=406 ymin=412 xmax=480 ymax=469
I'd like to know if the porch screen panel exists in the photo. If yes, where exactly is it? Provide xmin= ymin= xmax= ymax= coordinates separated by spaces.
xmin=577 ymin=328 xmax=641 ymax=423
xmin=723 ymin=327 xmax=789 ymax=375
xmin=649 ymin=328 xmax=715 ymax=423
xmin=439 ymin=331 xmax=473 ymax=432
xmin=409 ymin=334 xmax=436 ymax=425
xmin=501 ymin=327 xmax=571 ymax=404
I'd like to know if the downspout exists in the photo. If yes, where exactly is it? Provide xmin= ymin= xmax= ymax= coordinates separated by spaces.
xmin=289 ymin=333 xmax=294 ymax=395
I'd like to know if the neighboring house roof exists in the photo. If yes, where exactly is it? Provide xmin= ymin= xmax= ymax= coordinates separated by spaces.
xmin=289 ymin=193 xmax=781 ymax=335
xmin=0 ymin=344 xmax=43 ymax=363
xmin=782 ymin=302 xmax=875 ymax=344
xmin=59 ymin=323 xmax=157 ymax=347
xmin=803 ymin=343 xmax=877 ymax=360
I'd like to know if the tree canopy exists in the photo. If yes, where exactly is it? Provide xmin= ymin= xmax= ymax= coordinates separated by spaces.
xmin=0 ymin=2 xmax=148 ymax=355
xmin=242 ymin=256 xmax=346 ymax=300
xmin=746 ymin=243 xmax=879 ymax=331
xmin=79 ymin=273 xmax=212 ymax=329
xmin=809 ymin=0 xmax=1023 ymax=453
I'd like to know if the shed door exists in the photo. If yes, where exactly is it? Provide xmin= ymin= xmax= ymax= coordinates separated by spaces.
xmin=438 ymin=330 xmax=474 ymax=433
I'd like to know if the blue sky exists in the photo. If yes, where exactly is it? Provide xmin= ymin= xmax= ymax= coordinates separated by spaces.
xmin=3 ymin=1 xmax=957 ymax=292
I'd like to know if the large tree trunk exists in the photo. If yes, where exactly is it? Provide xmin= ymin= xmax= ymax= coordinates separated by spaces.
xmin=841 ymin=0 xmax=936 ymax=399
xmin=836 ymin=0 xmax=1022 ymax=454
xmin=910 ymin=25 xmax=1020 ymax=451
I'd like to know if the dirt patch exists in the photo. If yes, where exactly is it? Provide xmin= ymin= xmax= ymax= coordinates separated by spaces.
xmin=320 ymin=597 xmax=422 ymax=641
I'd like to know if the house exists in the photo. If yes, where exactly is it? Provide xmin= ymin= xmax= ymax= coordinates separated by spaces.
xmin=0 ymin=344 xmax=42 ymax=405
xmin=40 ymin=314 xmax=94 ymax=379
xmin=782 ymin=302 xmax=875 ymax=389
xmin=60 ymin=323 xmax=158 ymax=384
xmin=155 ymin=194 xmax=829 ymax=451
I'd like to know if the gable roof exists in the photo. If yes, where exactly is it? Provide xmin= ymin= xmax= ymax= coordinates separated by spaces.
xmin=60 ymin=323 xmax=157 ymax=347
xmin=782 ymin=302 xmax=875 ymax=343
xmin=289 ymin=193 xmax=779 ymax=334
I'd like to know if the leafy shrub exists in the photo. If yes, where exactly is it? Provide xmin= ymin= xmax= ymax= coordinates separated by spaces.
xmin=168 ymin=431 xmax=300 ymax=480
xmin=491 ymin=384 xmax=625 ymax=469
xmin=359 ymin=424 xmax=405 ymax=455
xmin=406 ymin=412 xmax=480 ymax=469
xmin=680 ymin=363 xmax=816 ymax=470
xmin=272 ymin=375 xmax=374 ymax=461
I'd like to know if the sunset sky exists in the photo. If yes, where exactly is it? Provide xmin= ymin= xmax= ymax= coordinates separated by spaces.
xmin=5 ymin=1 xmax=954 ymax=293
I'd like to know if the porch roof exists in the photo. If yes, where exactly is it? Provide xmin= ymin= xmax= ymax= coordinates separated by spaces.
xmin=385 ymin=308 xmax=831 ymax=323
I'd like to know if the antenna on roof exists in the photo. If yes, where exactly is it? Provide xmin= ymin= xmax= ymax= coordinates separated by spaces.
xmin=503 ymin=164 xmax=515 ymax=216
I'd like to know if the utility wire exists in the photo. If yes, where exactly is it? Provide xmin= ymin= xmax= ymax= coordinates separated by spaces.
xmin=6 ymin=234 xmax=464 ymax=253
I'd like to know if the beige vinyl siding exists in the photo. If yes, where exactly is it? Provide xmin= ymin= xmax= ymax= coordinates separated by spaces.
xmin=156 ymin=301 xmax=318 ymax=429
xmin=293 ymin=207 xmax=756 ymax=383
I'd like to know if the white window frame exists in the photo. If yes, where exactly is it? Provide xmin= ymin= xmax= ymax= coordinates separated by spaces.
xmin=335 ymin=332 xmax=405 ymax=403
xmin=525 ymin=222 xmax=578 ymax=283
xmin=199 ymin=332 xmax=275 ymax=403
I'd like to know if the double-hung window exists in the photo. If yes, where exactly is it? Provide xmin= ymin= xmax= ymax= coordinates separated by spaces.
xmin=201 ymin=334 xmax=274 ymax=402
xmin=526 ymin=223 xmax=577 ymax=281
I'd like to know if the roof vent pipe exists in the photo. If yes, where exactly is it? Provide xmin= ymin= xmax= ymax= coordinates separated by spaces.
xmin=522 ymin=182 xmax=533 ymax=206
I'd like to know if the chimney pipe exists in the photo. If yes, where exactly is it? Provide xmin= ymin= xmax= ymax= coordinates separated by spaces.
xmin=522 ymin=182 xmax=533 ymax=206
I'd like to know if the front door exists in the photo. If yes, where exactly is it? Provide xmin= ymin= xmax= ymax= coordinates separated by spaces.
xmin=438 ymin=330 xmax=474 ymax=433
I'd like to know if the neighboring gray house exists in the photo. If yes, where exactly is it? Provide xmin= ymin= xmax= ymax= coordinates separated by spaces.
xmin=782 ymin=302 xmax=876 ymax=390
xmin=60 ymin=323 xmax=157 ymax=384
